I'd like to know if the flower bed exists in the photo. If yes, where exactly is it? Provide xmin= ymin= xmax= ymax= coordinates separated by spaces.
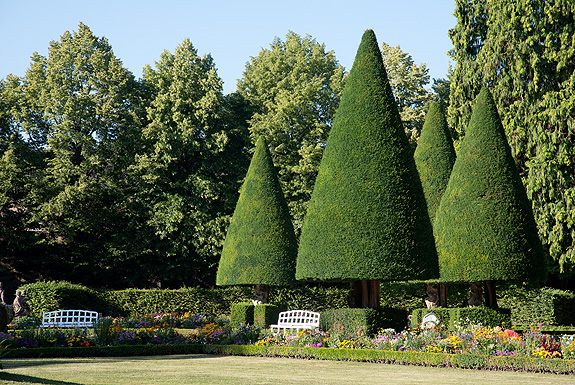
xmin=4 ymin=313 xmax=575 ymax=363
xmin=256 ymin=321 xmax=574 ymax=360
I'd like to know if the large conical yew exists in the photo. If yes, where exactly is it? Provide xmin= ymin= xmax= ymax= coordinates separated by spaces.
xmin=216 ymin=136 xmax=297 ymax=299
xmin=413 ymin=101 xmax=456 ymax=223
xmin=434 ymin=87 xmax=547 ymax=285
xmin=296 ymin=30 xmax=438 ymax=294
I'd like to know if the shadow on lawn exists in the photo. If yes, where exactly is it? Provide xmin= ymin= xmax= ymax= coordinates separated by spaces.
xmin=0 ymin=372 xmax=81 ymax=385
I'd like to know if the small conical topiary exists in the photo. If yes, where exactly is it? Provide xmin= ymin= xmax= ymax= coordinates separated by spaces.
xmin=434 ymin=87 xmax=547 ymax=283
xmin=413 ymin=101 xmax=456 ymax=222
xmin=216 ymin=136 xmax=297 ymax=288
xmin=296 ymin=30 xmax=438 ymax=284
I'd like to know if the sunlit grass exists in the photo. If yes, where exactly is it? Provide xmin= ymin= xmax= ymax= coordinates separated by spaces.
xmin=1 ymin=355 xmax=572 ymax=385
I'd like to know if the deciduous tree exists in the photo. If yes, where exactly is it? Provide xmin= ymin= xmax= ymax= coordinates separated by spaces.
xmin=381 ymin=42 xmax=432 ymax=146
xmin=237 ymin=32 xmax=345 ymax=232
xmin=134 ymin=38 xmax=249 ymax=287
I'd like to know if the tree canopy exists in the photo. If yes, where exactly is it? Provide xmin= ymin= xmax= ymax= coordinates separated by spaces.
xmin=236 ymin=32 xmax=346 ymax=232
xmin=0 ymin=24 xmax=250 ymax=288
xmin=381 ymin=42 xmax=432 ymax=146
xmin=434 ymin=87 xmax=547 ymax=283
xmin=132 ymin=38 xmax=250 ymax=287
xmin=296 ymin=29 xmax=438 ymax=283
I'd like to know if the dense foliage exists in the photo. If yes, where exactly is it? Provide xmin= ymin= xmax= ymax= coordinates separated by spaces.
xmin=434 ymin=88 xmax=547 ymax=283
xmin=237 ymin=32 xmax=346 ymax=232
xmin=296 ymin=30 xmax=438 ymax=282
xmin=381 ymin=42 xmax=432 ymax=146
xmin=413 ymin=101 xmax=456 ymax=222
xmin=0 ymin=24 xmax=250 ymax=288
xmin=448 ymin=0 xmax=575 ymax=278
xmin=216 ymin=137 xmax=297 ymax=286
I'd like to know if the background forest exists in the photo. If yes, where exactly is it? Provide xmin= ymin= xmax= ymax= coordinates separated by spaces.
xmin=0 ymin=0 xmax=573 ymax=294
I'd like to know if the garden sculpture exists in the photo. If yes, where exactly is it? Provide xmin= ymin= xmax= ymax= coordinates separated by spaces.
xmin=13 ymin=289 xmax=30 ymax=319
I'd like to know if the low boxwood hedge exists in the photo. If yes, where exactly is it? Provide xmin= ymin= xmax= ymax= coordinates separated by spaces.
xmin=7 ymin=344 xmax=574 ymax=375
xmin=321 ymin=308 xmax=408 ymax=335
xmin=411 ymin=307 xmax=511 ymax=330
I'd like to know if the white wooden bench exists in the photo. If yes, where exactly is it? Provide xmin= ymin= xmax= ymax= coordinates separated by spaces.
xmin=41 ymin=309 xmax=99 ymax=328
xmin=270 ymin=310 xmax=320 ymax=333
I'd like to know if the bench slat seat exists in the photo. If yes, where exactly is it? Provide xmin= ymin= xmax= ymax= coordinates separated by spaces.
xmin=41 ymin=309 xmax=99 ymax=328
xmin=270 ymin=310 xmax=320 ymax=334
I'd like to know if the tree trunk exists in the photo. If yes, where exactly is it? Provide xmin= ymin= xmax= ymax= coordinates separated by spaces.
xmin=253 ymin=284 xmax=271 ymax=304
xmin=483 ymin=280 xmax=498 ymax=308
xmin=350 ymin=280 xmax=380 ymax=308
xmin=468 ymin=281 xmax=483 ymax=307
xmin=438 ymin=283 xmax=448 ymax=307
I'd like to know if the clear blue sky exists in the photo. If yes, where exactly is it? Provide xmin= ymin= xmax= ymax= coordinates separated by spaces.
xmin=0 ymin=0 xmax=456 ymax=95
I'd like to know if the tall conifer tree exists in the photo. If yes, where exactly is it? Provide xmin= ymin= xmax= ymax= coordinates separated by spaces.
xmin=296 ymin=30 xmax=438 ymax=308
xmin=217 ymin=136 xmax=297 ymax=303
xmin=434 ymin=87 xmax=547 ymax=307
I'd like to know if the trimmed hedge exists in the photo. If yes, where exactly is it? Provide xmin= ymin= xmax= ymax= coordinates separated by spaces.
xmin=230 ymin=302 xmax=254 ymax=328
xmin=270 ymin=285 xmax=349 ymax=312
xmin=413 ymin=101 xmax=456 ymax=222
xmin=320 ymin=307 xmax=408 ymax=335
xmin=411 ymin=307 xmax=511 ymax=330
xmin=254 ymin=304 xmax=284 ymax=327
xmin=20 ymin=281 xmax=574 ymax=327
xmin=216 ymin=136 xmax=298 ymax=286
xmin=6 ymin=344 xmax=575 ymax=375
xmin=20 ymin=281 xmax=349 ymax=318
xmin=434 ymin=87 xmax=547 ymax=283
xmin=296 ymin=29 xmax=438 ymax=282
xmin=499 ymin=284 xmax=575 ymax=327
xmin=19 ymin=281 xmax=114 ymax=318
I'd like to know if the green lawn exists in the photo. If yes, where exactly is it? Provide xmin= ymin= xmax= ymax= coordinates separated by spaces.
xmin=1 ymin=354 xmax=572 ymax=385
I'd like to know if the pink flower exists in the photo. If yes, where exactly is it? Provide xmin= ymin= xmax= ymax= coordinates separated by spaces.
xmin=503 ymin=329 xmax=520 ymax=339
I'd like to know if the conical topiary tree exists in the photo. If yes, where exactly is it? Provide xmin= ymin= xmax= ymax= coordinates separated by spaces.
xmin=434 ymin=87 xmax=547 ymax=307
xmin=296 ymin=30 xmax=438 ymax=308
xmin=216 ymin=136 xmax=297 ymax=303
xmin=414 ymin=101 xmax=456 ymax=307
xmin=414 ymin=101 xmax=456 ymax=223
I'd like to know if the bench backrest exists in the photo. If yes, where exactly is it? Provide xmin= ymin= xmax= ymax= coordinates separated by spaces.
xmin=42 ymin=309 xmax=99 ymax=327
xmin=277 ymin=310 xmax=320 ymax=326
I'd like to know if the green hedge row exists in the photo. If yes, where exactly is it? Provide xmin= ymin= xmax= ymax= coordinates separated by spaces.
xmin=320 ymin=308 xmax=408 ymax=335
xmin=411 ymin=307 xmax=512 ymax=330
xmin=6 ymin=344 xmax=575 ymax=375
xmin=20 ymin=281 xmax=348 ymax=318
xmin=18 ymin=281 xmax=575 ymax=328
xmin=499 ymin=284 xmax=575 ymax=326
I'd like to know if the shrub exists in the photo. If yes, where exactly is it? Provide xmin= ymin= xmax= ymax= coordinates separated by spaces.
xmin=270 ymin=285 xmax=349 ymax=312
xmin=411 ymin=307 xmax=511 ymax=330
xmin=18 ymin=281 xmax=109 ymax=317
